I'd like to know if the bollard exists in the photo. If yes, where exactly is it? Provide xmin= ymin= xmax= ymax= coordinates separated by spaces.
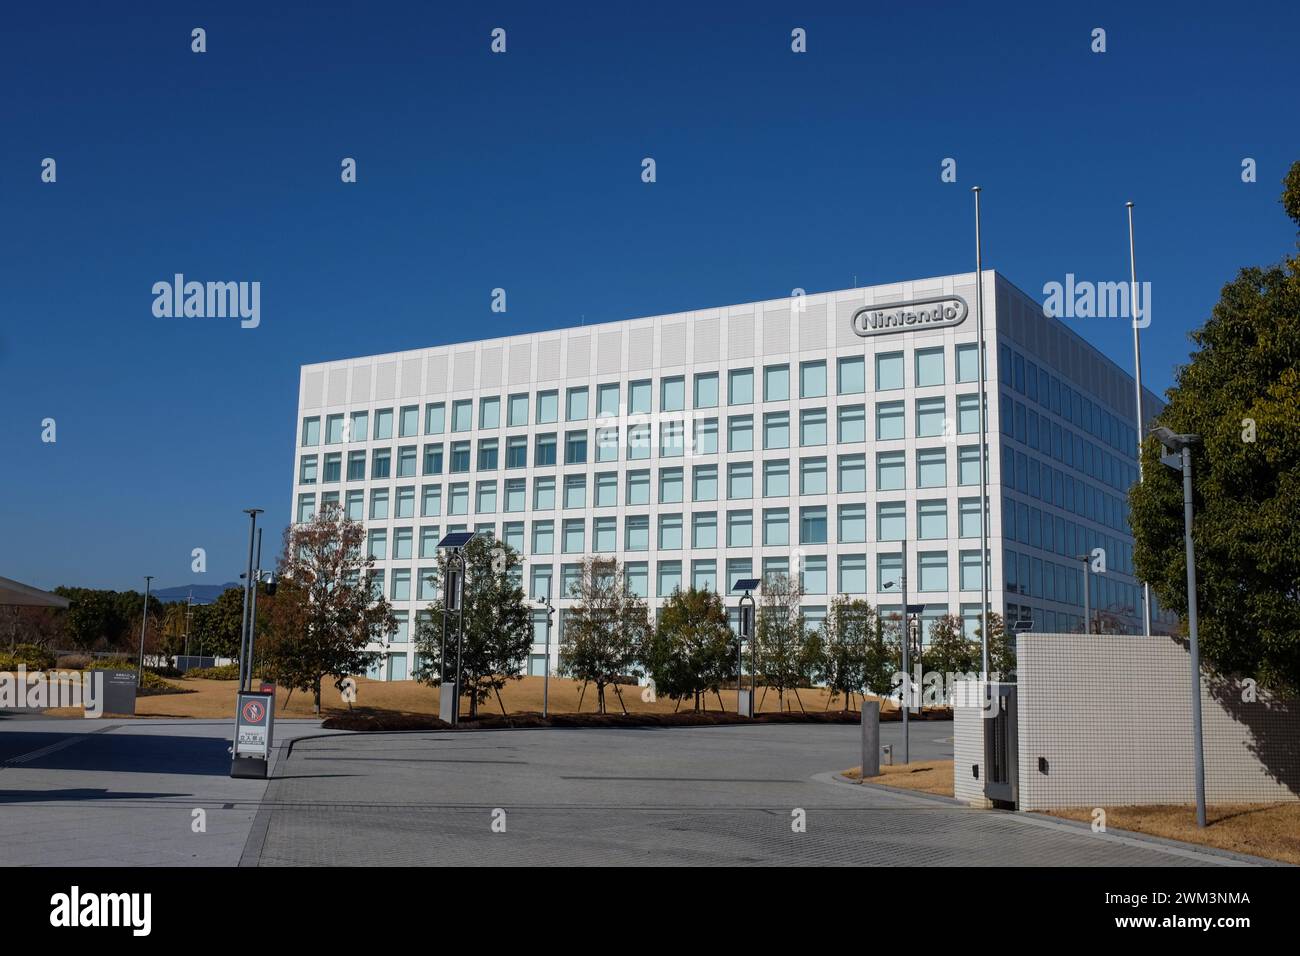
xmin=860 ymin=700 xmax=881 ymax=779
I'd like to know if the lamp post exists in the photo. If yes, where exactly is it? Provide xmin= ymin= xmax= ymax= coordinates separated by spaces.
xmin=882 ymin=541 xmax=918 ymax=765
xmin=436 ymin=531 xmax=476 ymax=726
xmin=732 ymin=578 xmax=759 ymax=716
xmin=1075 ymin=553 xmax=1093 ymax=634
xmin=973 ymin=185 xmax=991 ymax=677
xmin=1152 ymin=427 xmax=1207 ymax=828
xmin=238 ymin=509 xmax=262 ymax=690
xmin=537 ymin=584 xmax=555 ymax=718
xmin=136 ymin=575 xmax=153 ymax=686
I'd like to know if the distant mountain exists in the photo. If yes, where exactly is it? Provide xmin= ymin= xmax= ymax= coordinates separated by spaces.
xmin=152 ymin=582 xmax=240 ymax=605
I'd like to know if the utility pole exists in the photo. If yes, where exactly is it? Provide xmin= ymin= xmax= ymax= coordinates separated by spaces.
xmin=136 ymin=575 xmax=154 ymax=686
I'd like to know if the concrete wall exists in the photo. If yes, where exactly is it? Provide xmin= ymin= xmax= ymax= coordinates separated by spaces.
xmin=1015 ymin=633 xmax=1300 ymax=810
xmin=952 ymin=680 xmax=990 ymax=807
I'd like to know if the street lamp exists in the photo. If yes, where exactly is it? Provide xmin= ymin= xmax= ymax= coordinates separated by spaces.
xmin=238 ymin=508 xmax=263 ymax=690
xmin=1152 ymin=426 xmax=1207 ymax=828
xmin=1074 ymin=553 xmax=1094 ymax=634
xmin=882 ymin=543 xmax=921 ymax=765
xmin=136 ymin=575 xmax=153 ymax=686
xmin=437 ymin=531 xmax=477 ymax=726
xmin=535 ymin=583 xmax=556 ymax=718
xmin=732 ymin=578 xmax=759 ymax=717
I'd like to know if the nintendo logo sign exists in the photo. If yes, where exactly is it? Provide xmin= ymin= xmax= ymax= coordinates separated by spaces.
xmin=850 ymin=295 xmax=969 ymax=336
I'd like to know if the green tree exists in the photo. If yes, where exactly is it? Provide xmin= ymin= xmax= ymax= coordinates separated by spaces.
xmin=926 ymin=613 xmax=979 ymax=679
xmin=753 ymin=573 xmax=812 ymax=712
xmin=1130 ymin=162 xmax=1300 ymax=695
xmin=263 ymin=507 xmax=395 ymax=712
xmin=56 ymin=588 xmax=124 ymax=650
xmin=812 ymin=597 xmax=879 ymax=711
xmin=412 ymin=536 xmax=533 ymax=719
xmin=973 ymin=611 xmax=1015 ymax=678
xmin=558 ymin=557 xmax=650 ymax=715
xmin=189 ymin=586 xmax=246 ymax=659
xmin=643 ymin=586 xmax=735 ymax=711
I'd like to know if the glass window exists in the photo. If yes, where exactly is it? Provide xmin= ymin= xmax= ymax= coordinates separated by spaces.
xmin=917 ymin=448 xmax=947 ymax=488
xmin=960 ymin=551 xmax=983 ymax=591
xmin=625 ymin=563 xmax=649 ymax=598
xmin=346 ymin=490 xmax=364 ymax=520
xmin=657 ymin=561 xmax=682 ymax=597
xmin=802 ymin=556 xmax=827 ymax=595
xmin=475 ymin=397 xmax=498 ymax=430
xmin=564 ymin=430 xmax=588 ymax=464
xmin=451 ymin=400 xmax=472 ymax=432
xmin=627 ymin=424 xmax=651 ymax=460
xmin=659 ymin=468 xmax=684 ymax=504
xmin=562 ymin=518 xmax=585 ymax=553
xmin=876 ymin=401 xmax=905 ymax=441
xmin=763 ymin=365 xmax=789 ymax=402
xmin=919 ymin=552 xmax=948 ymax=591
xmin=398 ymin=406 xmax=419 ymax=438
xmin=420 ymin=527 xmax=440 ymax=559
xmin=536 ymin=390 xmax=559 ymax=424
xmin=326 ymin=414 xmax=345 ymax=444
xmin=837 ymin=404 xmax=866 ymax=443
xmin=728 ymin=415 xmax=753 ymax=452
xmin=422 ymin=444 xmax=444 ymax=476
xmin=839 ymin=555 xmax=867 ymax=594
xmin=695 ymin=418 xmax=718 ymax=455
xmin=396 ymin=486 xmax=415 ymax=518
xmin=693 ymin=512 xmax=717 ymax=548
xmin=394 ymin=446 xmax=416 ymax=478
xmin=959 ymin=445 xmax=982 ymax=485
xmin=422 ymin=485 xmax=442 ymax=517
xmin=799 ymin=360 xmax=826 ymax=398
xmin=763 ymin=412 xmax=789 ymax=449
xmin=877 ymin=451 xmax=905 ymax=490
xmin=533 ymin=476 xmax=556 ymax=511
xmin=727 ymin=462 xmax=753 ymax=499
xmin=393 ymin=527 xmax=414 ymax=560
xmin=532 ymin=521 xmax=554 ymax=555
xmin=594 ymin=426 xmax=619 ymax=462
xmin=661 ymin=376 xmax=685 ymax=412
xmin=346 ymin=451 xmax=366 ymax=482
xmin=564 ymin=474 xmax=586 ymax=509
xmin=596 ymin=383 xmax=620 ymax=417
xmin=626 ymin=515 xmax=650 ymax=551
xmin=593 ymin=516 xmax=617 ymax=552
xmin=449 ymin=441 xmax=470 ymax=473
xmin=448 ymin=483 xmax=469 ymax=515
xmin=918 ymin=499 xmax=947 ymax=539
xmin=692 ymin=559 xmax=717 ymax=592
xmin=959 ymin=498 xmax=983 ymax=537
xmin=800 ymin=457 xmax=827 ymax=495
xmin=958 ymin=394 xmax=981 ymax=434
xmin=372 ymin=408 xmax=393 ymax=440
xmin=763 ymin=508 xmax=789 ymax=546
xmin=694 ymin=372 xmax=719 ymax=408
xmin=876 ymin=352 xmax=904 ymax=390
xmin=371 ymin=449 xmax=392 ymax=480
xmin=837 ymin=356 xmax=865 ymax=394
xmin=626 ymin=470 xmax=650 ymax=505
xmin=838 ymin=454 xmax=866 ymax=493
xmin=535 ymin=433 xmax=557 ymax=467
xmin=839 ymin=504 xmax=867 ymax=543
xmin=916 ymin=397 xmax=946 ymax=438
xmin=503 ymin=478 xmax=525 ymax=512
xmin=299 ymin=455 xmax=318 ymax=485
xmin=799 ymin=408 xmax=826 ymax=446
xmin=728 ymin=368 xmax=753 ymax=405
xmin=727 ymin=510 xmax=753 ymax=547
xmin=658 ymin=514 xmax=683 ymax=550
xmin=915 ymin=347 xmax=945 ymax=387
xmin=799 ymin=506 xmax=827 ymax=544
xmin=301 ymin=417 xmax=320 ymax=446
xmin=878 ymin=552 xmax=902 ymax=592
xmin=877 ymin=501 xmax=905 ymax=541
xmin=296 ymin=493 xmax=316 ymax=523
xmin=628 ymin=380 xmax=651 ymax=414
xmin=504 ymin=436 xmax=526 ymax=469
xmin=594 ymin=472 xmax=617 ymax=508
xmin=693 ymin=465 xmax=718 ymax=501
xmin=507 ymin=393 xmax=528 ymax=427
xmin=956 ymin=343 xmax=980 ymax=383
xmin=660 ymin=420 xmax=685 ymax=457
xmin=763 ymin=460 xmax=789 ymax=497
xmin=367 ymin=529 xmax=387 ymax=560
xmin=566 ymin=387 xmax=588 ymax=422
xmin=369 ymin=488 xmax=390 ymax=520
xmin=424 ymin=403 xmax=444 ymax=435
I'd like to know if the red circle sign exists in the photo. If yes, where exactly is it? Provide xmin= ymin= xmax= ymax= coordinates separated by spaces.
xmin=242 ymin=700 xmax=265 ymax=723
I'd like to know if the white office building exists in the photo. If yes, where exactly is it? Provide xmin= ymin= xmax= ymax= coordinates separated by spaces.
xmin=291 ymin=271 xmax=1170 ymax=680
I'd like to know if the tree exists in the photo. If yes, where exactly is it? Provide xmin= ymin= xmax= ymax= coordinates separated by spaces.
xmin=973 ymin=611 xmax=1015 ymax=678
xmin=558 ymin=558 xmax=649 ymax=715
xmin=1130 ymin=161 xmax=1300 ymax=695
xmin=263 ymin=506 xmax=395 ymax=713
xmin=57 ymin=588 xmax=125 ymax=651
xmin=812 ymin=598 xmax=879 ymax=711
xmin=643 ymin=587 xmax=735 ymax=711
xmin=412 ymin=536 xmax=532 ymax=719
xmin=753 ymin=573 xmax=812 ymax=712
xmin=926 ymin=614 xmax=979 ymax=679
xmin=189 ymin=586 xmax=246 ymax=659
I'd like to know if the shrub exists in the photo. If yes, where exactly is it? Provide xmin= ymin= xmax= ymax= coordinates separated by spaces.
xmin=56 ymin=654 xmax=92 ymax=670
xmin=0 ymin=645 xmax=57 ymax=670
xmin=137 ymin=670 xmax=192 ymax=697
xmin=184 ymin=663 xmax=240 ymax=680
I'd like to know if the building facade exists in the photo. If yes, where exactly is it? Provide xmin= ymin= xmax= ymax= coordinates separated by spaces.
xmin=291 ymin=271 xmax=1170 ymax=680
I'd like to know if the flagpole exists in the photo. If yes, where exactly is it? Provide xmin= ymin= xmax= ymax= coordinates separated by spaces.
xmin=973 ymin=186 xmax=989 ymax=678
xmin=1127 ymin=201 xmax=1152 ymax=637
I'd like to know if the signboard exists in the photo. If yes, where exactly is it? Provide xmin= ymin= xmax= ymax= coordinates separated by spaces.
xmin=850 ymin=296 xmax=968 ymax=337
xmin=95 ymin=669 xmax=137 ymax=716
xmin=234 ymin=691 xmax=275 ymax=759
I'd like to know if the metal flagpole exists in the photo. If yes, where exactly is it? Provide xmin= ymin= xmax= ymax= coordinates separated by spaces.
xmin=973 ymin=186 xmax=990 ymax=677
xmin=1127 ymin=202 xmax=1153 ymax=637
xmin=900 ymin=539 xmax=909 ymax=765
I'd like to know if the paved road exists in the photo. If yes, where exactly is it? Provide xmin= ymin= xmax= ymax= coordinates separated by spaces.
xmin=0 ymin=716 xmax=1264 ymax=866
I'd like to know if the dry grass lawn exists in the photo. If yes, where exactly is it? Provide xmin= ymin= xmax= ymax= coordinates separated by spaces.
xmin=1045 ymin=803 xmax=1300 ymax=866
xmin=843 ymin=759 xmax=955 ymax=796
xmin=44 ymin=674 xmax=900 ymax=721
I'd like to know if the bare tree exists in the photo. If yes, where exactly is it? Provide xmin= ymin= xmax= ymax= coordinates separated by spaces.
xmin=558 ymin=557 xmax=650 ymax=715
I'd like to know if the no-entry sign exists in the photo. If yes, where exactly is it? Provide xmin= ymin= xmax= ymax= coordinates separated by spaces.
xmin=234 ymin=690 xmax=275 ymax=760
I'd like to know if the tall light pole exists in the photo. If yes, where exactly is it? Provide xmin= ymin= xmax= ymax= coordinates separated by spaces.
xmin=136 ymin=575 xmax=153 ymax=686
xmin=537 ymin=583 xmax=555 ymax=718
xmin=883 ymin=540 xmax=911 ymax=764
xmin=733 ymin=578 xmax=759 ymax=716
xmin=238 ymin=509 xmax=262 ymax=691
xmin=1075 ymin=553 xmax=1093 ymax=634
xmin=1153 ymin=427 xmax=1207 ymax=828
xmin=973 ymin=186 xmax=991 ymax=677
xmin=1127 ymin=202 xmax=1153 ymax=637
xmin=245 ymin=527 xmax=263 ymax=692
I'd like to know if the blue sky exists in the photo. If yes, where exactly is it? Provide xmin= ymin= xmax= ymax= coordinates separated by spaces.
xmin=3 ymin=1 xmax=1297 ymax=592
